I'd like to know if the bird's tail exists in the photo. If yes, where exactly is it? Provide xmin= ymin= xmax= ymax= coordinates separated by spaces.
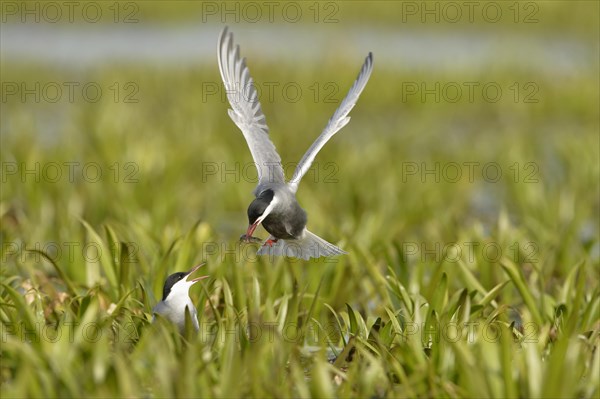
xmin=257 ymin=230 xmax=347 ymax=260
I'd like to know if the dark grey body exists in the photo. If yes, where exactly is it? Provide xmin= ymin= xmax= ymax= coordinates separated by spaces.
xmin=248 ymin=186 xmax=307 ymax=239
xmin=261 ymin=201 xmax=307 ymax=239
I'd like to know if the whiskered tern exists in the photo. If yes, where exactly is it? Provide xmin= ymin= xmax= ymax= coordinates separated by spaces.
xmin=152 ymin=263 xmax=208 ymax=332
xmin=217 ymin=27 xmax=374 ymax=260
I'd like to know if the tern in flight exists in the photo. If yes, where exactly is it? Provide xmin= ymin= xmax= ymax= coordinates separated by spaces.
xmin=217 ymin=27 xmax=373 ymax=260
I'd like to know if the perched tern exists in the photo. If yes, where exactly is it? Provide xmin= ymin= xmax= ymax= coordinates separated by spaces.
xmin=152 ymin=263 xmax=208 ymax=332
xmin=217 ymin=27 xmax=374 ymax=260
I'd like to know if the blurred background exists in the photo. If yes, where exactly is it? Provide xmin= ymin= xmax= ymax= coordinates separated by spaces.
xmin=1 ymin=1 xmax=599 ymax=397
xmin=1 ymin=0 xmax=598 ymax=305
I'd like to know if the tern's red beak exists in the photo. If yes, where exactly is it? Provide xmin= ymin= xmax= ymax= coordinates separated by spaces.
xmin=246 ymin=220 xmax=260 ymax=238
xmin=185 ymin=263 xmax=209 ymax=283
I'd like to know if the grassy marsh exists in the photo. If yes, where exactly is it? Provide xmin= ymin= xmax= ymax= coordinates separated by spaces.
xmin=1 ymin=2 xmax=599 ymax=397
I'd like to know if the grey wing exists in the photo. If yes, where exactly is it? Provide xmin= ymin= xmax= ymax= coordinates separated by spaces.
xmin=151 ymin=302 xmax=166 ymax=322
xmin=217 ymin=27 xmax=285 ymax=187
xmin=288 ymin=52 xmax=373 ymax=194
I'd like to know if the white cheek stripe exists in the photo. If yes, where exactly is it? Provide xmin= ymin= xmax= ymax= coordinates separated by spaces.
xmin=256 ymin=194 xmax=280 ymax=225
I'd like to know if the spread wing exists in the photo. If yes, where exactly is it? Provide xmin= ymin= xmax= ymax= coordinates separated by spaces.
xmin=217 ymin=27 xmax=285 ymax=187
xmin=288 ymin=52 xmax=373 ymax=194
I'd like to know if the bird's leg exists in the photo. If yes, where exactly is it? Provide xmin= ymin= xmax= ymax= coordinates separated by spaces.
xmin=263 ymin=236 xmax=279 ymax=247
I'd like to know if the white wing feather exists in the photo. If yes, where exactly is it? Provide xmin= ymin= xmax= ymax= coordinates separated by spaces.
xmin=288 ymin=52 xmax=374 ymax=193
xmin=217 ymin=27 xmax=285 ymax=187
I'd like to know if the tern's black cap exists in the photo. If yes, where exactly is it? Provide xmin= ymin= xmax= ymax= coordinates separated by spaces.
xmin=248 ymin=189 xmax=274 ymax=224
xmin=162 ymin=272 xmax=187 ymax=301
